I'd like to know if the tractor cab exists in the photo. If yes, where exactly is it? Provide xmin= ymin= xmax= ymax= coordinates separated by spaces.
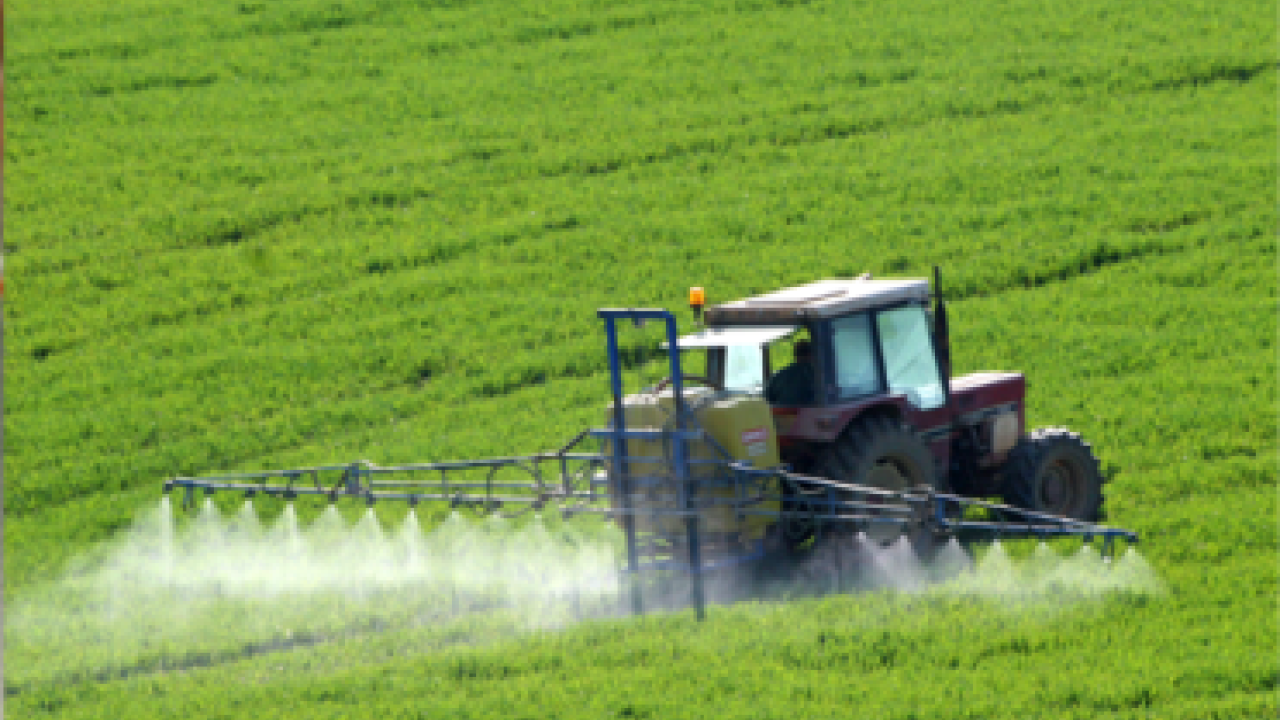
xmin=672 ymin=277 xmax=949 ymax=412
xmin=672 ymin=276 xmax=963 ymax=480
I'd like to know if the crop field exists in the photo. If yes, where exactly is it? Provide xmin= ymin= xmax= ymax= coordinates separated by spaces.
xmin=4 ymin=0 xmax=1276 ymax=717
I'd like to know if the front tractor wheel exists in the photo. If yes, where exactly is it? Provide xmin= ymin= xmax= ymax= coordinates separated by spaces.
xmin=1001 ymin=428 xmax=1104 ymax=521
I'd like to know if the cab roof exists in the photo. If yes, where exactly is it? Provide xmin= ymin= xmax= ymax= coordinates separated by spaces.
xmin=667 ymin=325 xmax=797 ymax=349
xmin=703 ymin=276 xmax=930 ymax=325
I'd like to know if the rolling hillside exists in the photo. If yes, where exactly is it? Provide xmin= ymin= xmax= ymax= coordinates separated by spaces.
xmin=5 ymin=0 xmax=1276 ymax=717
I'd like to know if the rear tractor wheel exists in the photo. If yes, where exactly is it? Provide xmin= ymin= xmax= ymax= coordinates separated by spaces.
xmin=1001 ymin=428 xmax=1104 ymax=522
xmin=817 ymin=415 xmax=936 ymax=490
xmin=810 ymin=415 xmax=941 ymax=550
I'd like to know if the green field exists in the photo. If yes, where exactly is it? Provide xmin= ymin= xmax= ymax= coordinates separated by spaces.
xmin=5 ymin=0 xmax=1277 ymax=717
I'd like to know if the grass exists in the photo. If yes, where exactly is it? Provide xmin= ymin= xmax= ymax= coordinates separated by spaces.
xmin=4 ymin=0 xmax=1277 ymax=717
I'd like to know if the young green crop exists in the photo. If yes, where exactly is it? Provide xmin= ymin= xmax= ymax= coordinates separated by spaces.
xmin=5 ymin=0 xmax=1276 ymax=716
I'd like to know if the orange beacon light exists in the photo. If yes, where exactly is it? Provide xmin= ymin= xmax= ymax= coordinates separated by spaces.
xmin=689 ymin=286 xmax=705 ymax=324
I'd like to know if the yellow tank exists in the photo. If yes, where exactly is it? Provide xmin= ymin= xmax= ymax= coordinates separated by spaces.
xmin=605 ymin=388 xmax=781 ymax=542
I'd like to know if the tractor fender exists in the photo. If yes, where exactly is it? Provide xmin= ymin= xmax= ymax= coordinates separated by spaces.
xmin=772 ymin=396 xmax=912 ymax=444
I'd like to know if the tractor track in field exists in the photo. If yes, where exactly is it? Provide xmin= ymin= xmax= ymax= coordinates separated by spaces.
xmin=4 ymin=601 xmax=553 ymax=697
xmin=5 ymin=628 xmax=342 ymax=698
xmin=451 ymin=59 xmax=1274 ymax=185
xmin=10 ymin=57 xmax=1270 ymax=277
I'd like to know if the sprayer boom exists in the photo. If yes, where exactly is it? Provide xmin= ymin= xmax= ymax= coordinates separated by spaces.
xmin=165 ymin=430 xmax=610 ymax=514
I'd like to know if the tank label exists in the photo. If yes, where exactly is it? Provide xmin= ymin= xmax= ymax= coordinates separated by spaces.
xmin=741 ymin=427 xmax=770 ymax=457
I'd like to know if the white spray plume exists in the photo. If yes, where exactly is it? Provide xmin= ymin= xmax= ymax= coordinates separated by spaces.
xmin=8 ymin=498 xmax=1164 ymax=690
xmin=96 ymin=498 xmax=623 ymax=609
xmin=781 ymin=532 xmax=1163 ymax=610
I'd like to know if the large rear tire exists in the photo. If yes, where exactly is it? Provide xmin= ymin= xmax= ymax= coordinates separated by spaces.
xmin=811 ymin=415 xmax=939 ymax=547
xmin=1001 ymin=428 xmax=1104 ymax=521
xmin=815 ymin=415 xmax=937 ymax=491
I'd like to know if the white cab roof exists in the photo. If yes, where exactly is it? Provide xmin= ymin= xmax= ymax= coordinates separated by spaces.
xmin=666 ymin=325 xmax=798 ymax=349
xmin=705 ymin=277 xmax=930 ymax=323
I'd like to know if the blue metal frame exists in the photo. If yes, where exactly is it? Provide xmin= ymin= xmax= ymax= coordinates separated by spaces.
xmin=595 ymin=308 xmax=705 ymax=618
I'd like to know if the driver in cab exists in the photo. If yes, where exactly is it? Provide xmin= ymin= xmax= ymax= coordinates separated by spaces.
xmin=765 ymin=340 xmax=815 ymax=405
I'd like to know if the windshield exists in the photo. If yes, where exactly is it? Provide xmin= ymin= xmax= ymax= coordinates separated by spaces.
xmin=671 ymin=326 xmax=797 ymax=396
xmin=831 ymin=313 xmax=881 ymax=399
xmin=722 ymin=344 xmax=765 ymax=392
xmin=876 ymin=305 xmax=946 ymax=410
xmin=678 ymin=344 xmax=766 ymax=393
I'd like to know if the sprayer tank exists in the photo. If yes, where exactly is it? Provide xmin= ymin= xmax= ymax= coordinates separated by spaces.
xmin=605 ymin=388 xmax=781 ymax=541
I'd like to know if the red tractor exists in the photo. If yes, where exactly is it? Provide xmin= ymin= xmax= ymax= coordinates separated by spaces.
xmin=674 ymin=271 xmax=1104 ymax=548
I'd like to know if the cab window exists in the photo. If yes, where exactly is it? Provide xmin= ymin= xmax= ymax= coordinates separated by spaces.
xmin=722 ymin=344 xmax=765 ymax=393
xmin=876 ymin=306 xmax=945 ymax=410
xmin=831 ymin=314 xmax=881 ymax=399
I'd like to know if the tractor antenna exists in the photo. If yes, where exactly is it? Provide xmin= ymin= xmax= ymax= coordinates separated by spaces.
xmin=933 ymin=266 xmax=953 ymax=400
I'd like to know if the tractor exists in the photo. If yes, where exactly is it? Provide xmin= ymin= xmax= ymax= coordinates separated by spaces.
xmin=672 ymin=270 xmax=1104 ymax=550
